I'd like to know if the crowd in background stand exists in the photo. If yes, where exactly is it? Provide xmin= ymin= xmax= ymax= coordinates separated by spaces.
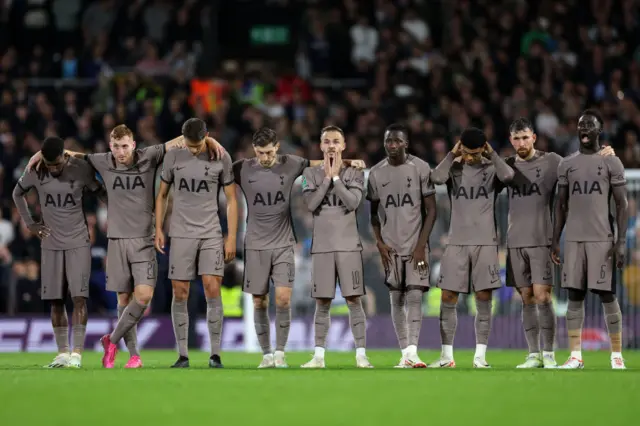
xmin=1 ymin=0 xmax=640 ymax=317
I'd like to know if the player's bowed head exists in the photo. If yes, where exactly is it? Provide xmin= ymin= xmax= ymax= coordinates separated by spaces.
xmin=181 ymin=118 xmax=210 ymax=154
xmin=454 ymin=127 xmax=491 ymax=166
xmin=41 ymin=136 xmax=68 ymax=178
xmin=252 ymin=127 xmax=280 ymax=168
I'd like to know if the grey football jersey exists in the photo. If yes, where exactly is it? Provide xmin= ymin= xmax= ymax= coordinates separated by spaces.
xmin=161 ymin=149 xmax=233 ymax=239
xmin=366 ymin=155 xmax=436 ymax=255
xmin=302 ymin=166 xmax=365 ymax=253
xmin=446 ymin=160 xmax=503 ymax=246
xmin=16 ymin=157 xmax=98 ymax=250
xmin=557 ymin=152 xmax=626 ymax=242
xmin=234 ymin=154 xmax=308 ymax=250
xmin=506 ymin=152 xmax=562 ymax=248
xmin=87 ymin=145 xmax=165 ymax=238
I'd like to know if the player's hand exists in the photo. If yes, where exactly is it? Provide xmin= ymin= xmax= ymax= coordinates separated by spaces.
xmin=26 ymin=151 xmax=43 ymax=172
xmin=206 ymin=135 xmax=225 ymax=161
xmin=410 ymin=246 xmax=428 ymax=276
xmin=28 ymin=223 xmax=50 ymax=240
xmin=154 ymin=230 xmax=166 ymax=255
xmin=607 ymin=241 xmax=626 ymax=269
xmin=224 ymin=238 xmax=236 ymax=263
xmin=550 ymin=241 xmax=561 ymax=265
xmin=482 ymin=142 xmax=494 ymax=158
xmin=451 ymin=141 xmax=462 ymax=157
xmin=599 ymin=146 xmax=615 ymax=157
xmin=376 ymin=240 xmax=394 ymax=270
xmin=332 ymin=153 xmax=342 ymax=178
xmin=323 ymin=155 xmax=333 ymax=178
xmin=349 ymin=160 xmax=366 ymax=170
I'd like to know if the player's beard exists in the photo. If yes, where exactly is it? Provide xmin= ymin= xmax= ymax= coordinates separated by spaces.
xmin=516 ymin=147 xmax=533 ymax=160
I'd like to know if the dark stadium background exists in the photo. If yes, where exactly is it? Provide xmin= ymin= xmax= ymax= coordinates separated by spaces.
xmin=0 ymin=0 xmax=639 ymax=350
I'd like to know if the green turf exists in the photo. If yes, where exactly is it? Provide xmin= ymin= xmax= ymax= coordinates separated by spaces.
xmin=1 ymin=350 xmax=638 ymax=426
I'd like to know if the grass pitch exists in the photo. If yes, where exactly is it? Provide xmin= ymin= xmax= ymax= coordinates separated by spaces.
xmin=1 ymin=350 xmax=638 ymax=426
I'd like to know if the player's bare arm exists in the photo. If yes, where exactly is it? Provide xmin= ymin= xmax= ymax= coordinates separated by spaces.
xmin=609 ymin=184 xmax=629 ymax=268
xmin=223 ymin=182 xmax=239 ymax=263
xmin=301 ymin=168 xmax=332 ymax=212
xmin=370 ymin=200 xmax=394 ymax=270
xmin=484 ymin=143 xmax=515 ymax=183
xmin=154 ymin=180 xmax=171 ymax=254
xmin=12 ymin=183 xmax=51 ymax=239
xmin=411 ymin=194 xmax=437 ymax=273
xmin=429 ymin=142 xmax=460 ymax=184
xmin=551 ymin=184 xmax=569 ymax=265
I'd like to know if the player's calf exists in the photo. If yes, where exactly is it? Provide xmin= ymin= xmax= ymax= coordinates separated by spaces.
xmin=429 ymin=290 xmax=458 ymax=368
xmin=171 ymin=280 xmax=190 ymax=365
xmin=533 ymin=284 xmax=556 ymax=364
xmin=203 ymin=275 xmax=224 ymax=368
xmin=274 ymin=286 xmax=292 ymax=368
xmin=346 ymin=296 xmax=371 ymax=368
xmin=302 ymin=299 xmax=331 ymax=368
xmin=71 ymin=297 xmax=88 ymax=357
xmin=560 ymin=290 xmax=586 ymax=368
xmin=473 ymin=291 xmax=492 ymax=366
xmin=596 ymin=291 xmax=625 ymax=369
xmin=46 ymin=301 xmax=71 ymax=369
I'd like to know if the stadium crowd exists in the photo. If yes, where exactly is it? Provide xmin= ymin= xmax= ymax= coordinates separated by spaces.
xmin=1 ymin=0 xmax=640 ymax=318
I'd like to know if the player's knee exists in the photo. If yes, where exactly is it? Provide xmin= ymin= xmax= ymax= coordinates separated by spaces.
xmin=316 ymin=298 xmax=332 ymax=308
xmin=533 ymin=287 xmax=552 ymax=304
xmin=475 ymin=290 xmax=492 ymax=302
xmin=202 ymin=276 xmax=222 ymax=298
xmin=344 ymin=296 xmax=360 ymax=305
xmin=117 ymin=292 xmax=131 ymax=307
xmin=519 ymin=287 xmax=535 ymax=304
xmin=441 ymin=290 xmax=458 ymax=304
xmin=172 ymin=281 xmax=190 ymax=301
xmin=72 ymin=296 xmax=86 ymax=308
xmin=50 ymin=299 xmax=65 ymax=313
xmin=253 ymin=295 xmax=268 ymax=310
xmin=591 ymin=289 xmax=616 ymax=303
xmin=275 ymin=294 xmax=290 ymax=309
xmin=134 ymin=286 xmax=154 ymax=305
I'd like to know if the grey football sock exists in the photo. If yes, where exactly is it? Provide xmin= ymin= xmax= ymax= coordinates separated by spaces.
xmin=275 ymin=306 xmax=291 ymax=352
xmin=522 ymin=303 xmax=540 ymax=353
xmin=117 ymin=304 xmax=140 ymax=357
xmin=474 ymin=300 xmax=492 ymax=346
xmin=111 ymin=300 xmax=146 ymax=354
xmin=314 ymin=302 xmax=331 ymax=348
xmin=53 ymin=327 xmax=69 ymax=353
xmin=347 ymin=300 xmax=366 ymax=348
xmin=566 ymin=299 xmax=585 ymax=349
xmin=439 ymin=302 xmax=457 ymax=346
xmin=72 ymin=325 xmax=86 ymax=353
xmin=538 ymin=301 xmax=556 ymax=352
xmin=254 ymin=306 xmax=271 ymax=354
xmin=206 ymin=297 xmax=224 ymax=356
xmin=603 ymin=300 xmax=622 ymax=334
xmin=171 ymin=298 xmax=189 ymax=358
xmin=406 ymin=289 xmax=423 ymax=347
xmin=389 ymin=291 xmax=408 ymax=349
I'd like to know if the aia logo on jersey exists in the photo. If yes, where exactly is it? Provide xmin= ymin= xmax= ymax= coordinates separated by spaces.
xmin=253 ymin=191 xmax=286 ymax=206
xmin=454 ymin=186 xmax=489 ymax=199
xmin=112 ymin=175 xmax=145 ymax=190
xmin=571 ymin=181 xmax=602 ymax=195
xmin=178 ymin=178 xmax=210 ymax=193
xmin=321 ymin=193 xmax=344 ymax=207
xmin=510 ymin=183 xmax=541 ymax=198
xmin=384 ymin=193 xmax=415 ymax=208
xmin=44 ymin=193 xmax=76 ymax=207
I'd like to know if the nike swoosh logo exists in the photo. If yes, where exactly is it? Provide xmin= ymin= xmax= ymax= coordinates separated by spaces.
xmin=381 ymin=182 xmax=390 ymax=187
xmin=248 ymin=179 xmax=257 ymax=183
xmin=178 ymin=323 xmax=186 ymax=327
xmin=490 ymin=278 xmax=499 ymax=284
xmin=176 ymin=166 xmax=185 ymax=170
xmin=567 ymin=167 xmax=577 ymax=174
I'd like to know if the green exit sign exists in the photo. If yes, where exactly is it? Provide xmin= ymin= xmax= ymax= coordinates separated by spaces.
xmin=250 ymin=25 xmax=290 ymax=45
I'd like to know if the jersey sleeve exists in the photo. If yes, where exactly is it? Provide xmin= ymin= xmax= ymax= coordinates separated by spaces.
xmin=160 ymin=151 xmax=175 ymax=184
xmin=557 ymin=159 xmax=569 ymax=187
xmin=366 ymin=170 xmax=379 ymax=202
xmin=548 ymin=153 xmax=563 ymax=183
xmin=287 ymin=154 xmax=310 ymax=177
xmin=346 ymin=168 xmax=365 ymax=191
xmin=17 ymin=169 xmax=37 ymax=193
xmin=141 ymin=144 xmax=166 ymax=167
xmin=80 ymin=161 xmax=100 ymax=191
xmin=419 ymin=162 xmax=436 ymax=197
xmin=221 ymin=151 xmax=234 ymax=186
xmin=301 ymin=167 xmax=316 ymax=193
xmin=84 ymin=153 xmax=109 ymax=174
xmin=606 ymin=156 xmax=626 ymax=187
